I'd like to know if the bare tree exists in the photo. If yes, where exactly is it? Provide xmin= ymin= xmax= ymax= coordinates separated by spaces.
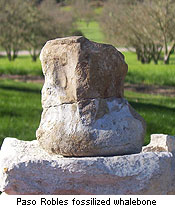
xmin=100 ymin=0 xmax=175 ymax=64
xmin=148 ymin=0 xmax=175 ymax=64
xmin=26 ymin=0 xmax=76 ymax=61
xmin=21 ymin=1 xmax=46 ymax=61
xmin=0 ymin=0 xmax=76 ymax=61
xmin=0 ymin=0 xmax=28 ymax=60
xmin=71 ymin=0 xmax=95 ymax=26
xmin=22 ymin=0 xmax=75 ymax=61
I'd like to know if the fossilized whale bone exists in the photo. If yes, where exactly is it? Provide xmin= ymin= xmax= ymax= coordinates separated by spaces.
xmin=36 ymin=36 xmax=146 ymax=157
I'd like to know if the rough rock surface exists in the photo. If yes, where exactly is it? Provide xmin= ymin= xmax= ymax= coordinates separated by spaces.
xmin=1 ymin=138 xmax=175 ymax=195
xmin=37 ymin=98 xmax=145 ymax=157
xmin=36 ymin=36 xmax=146 ymax=156
xmin=40 ymin=36 xmax=128 ymax=106
xmin=143 ymin=134 xmax=175 ymax=153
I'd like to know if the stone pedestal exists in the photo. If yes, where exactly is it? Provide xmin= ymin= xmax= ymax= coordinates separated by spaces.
xmin=0 ymin=137 xmax=175 ymax=195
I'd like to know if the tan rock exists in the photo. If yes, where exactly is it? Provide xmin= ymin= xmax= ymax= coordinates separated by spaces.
xmin=40 ymin=36 xmax=128 ymax=107
xmin=37 ymin=36 xmax=146 ymax=156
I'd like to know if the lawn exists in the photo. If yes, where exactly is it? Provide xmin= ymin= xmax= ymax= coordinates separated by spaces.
xmin=125 ymin=90 xmax=175 ymax=145
xmin=123 ymin=52 xmax=175 ymax=86
xmin=0 ymin=79 xmax=174 ymax=147
xmin=77 ymin=20 xmax=105 ymax=43
xmin=0 ymin=79 xmax=42 ymax=146
xmin=0 ymin=55 xmax=42 ymax=76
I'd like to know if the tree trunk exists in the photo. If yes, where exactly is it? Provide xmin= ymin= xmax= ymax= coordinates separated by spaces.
xmin=32 ymin=49 xmax=37 ymax=62
xmin=136 ymin=49 xmax=141 ymax=61
xmin=7 ymin=53 xmax=12 ymax=61
xmin=29 ymin=48 xmax=38 ymax=62
xmin=12 ymin=50 xmax=18 ymax=60
xmin=152 ymin=45 xmax=163 ymax=65
xmin=164 ymin=55 xmax=170 ymax=64
xmin=6 ymin=48 xmax=12 ymax=61
xmin=32 ymin=54 xmax=37 ymax=62
xmin=163 ymin=42 xmax=175 ymax=64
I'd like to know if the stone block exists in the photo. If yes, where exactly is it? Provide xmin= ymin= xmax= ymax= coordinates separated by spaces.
xmin=0 ymin=138 xmax=174 ymax=195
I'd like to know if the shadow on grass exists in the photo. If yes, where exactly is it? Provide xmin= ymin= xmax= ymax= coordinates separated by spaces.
xmin=0 ymin=84 xmax=41 ymax=94
xmin=0 ymin=109 xmax=21 ymax=117
xmin=125 ymin=71 xmax=145 ymax=84
xmin=129 ymin=101 xmax=175 ymax=145
xmin=129 ymin=101 xmax=175 ymax=113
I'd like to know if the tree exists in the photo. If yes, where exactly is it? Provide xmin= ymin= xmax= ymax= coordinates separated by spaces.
xmin=27 ymin=0 xmax=76 ymax=61
xmin=0 ymin=0 xmax=76 ymax=61
xmin=100 ymin=0 xmax=175 ymax=64
xmin=39 ymin=0 xmax=75 ymax=39
xmin=21 ymin=1 xmax=47 ymax=61
xmin=0 ymin=0 xmax=28 ymax=60
xmin=148 ymin=0 xmax=175 ymax=64
xmin=71 ymin=0 xmax=95 ymax=26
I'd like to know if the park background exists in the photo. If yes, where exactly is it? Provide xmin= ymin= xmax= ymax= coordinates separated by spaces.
xmin=0 ymin=0 xmax=175 ymax=147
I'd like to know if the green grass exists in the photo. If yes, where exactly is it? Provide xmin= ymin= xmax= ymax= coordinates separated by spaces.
xmin=0 ymin=79 xmax=174 ymax=147
xmin=60 ymin=5 xmax=72 ymax=12
xmin=94 ymin=7 xmax=103 ymax=15
xmin=60 ymin=4 xmax=104 ymax=43
xmin=0 ymin=79 xmax=42 ymax=146
xmin=123 ymin=52 xmax=175 ymax=86
xmin=0 ymin=56 xmax=42 ymax=76
xmin=125 ymin=90 xmax=175 ymax=145
xmin=77 ymin=20 xmax=105 ymax=43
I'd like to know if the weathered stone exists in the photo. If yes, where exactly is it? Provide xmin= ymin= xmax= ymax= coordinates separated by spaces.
xmin=143 ymin=134 xmax=175 ymax=153
xmin=40 ymin=36 xmax=128 ymax=107
xmin=37 ymin=36 xmax=146 ymax=156
xmin=1 ymin=138 xmax=175 ymax=195
xmin=37 ymin=97 xmax=145 ymax=156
